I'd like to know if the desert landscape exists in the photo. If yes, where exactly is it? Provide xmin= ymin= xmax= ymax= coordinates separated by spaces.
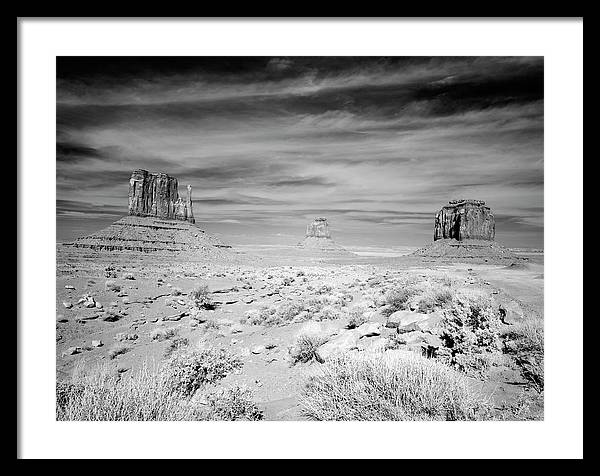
xmin=54 ymin=56 xmax=545 ymax=421
xmin=55 ymin=171 xmax=544 ymax=421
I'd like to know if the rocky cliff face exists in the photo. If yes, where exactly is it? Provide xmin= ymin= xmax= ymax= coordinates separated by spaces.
xmin=306 ymin=217 xmax=331 ymax=238
xmin=433 ymin=199 xmax=495 ymax=241
xmin=128 ymin=170 xmax=195 ymax=223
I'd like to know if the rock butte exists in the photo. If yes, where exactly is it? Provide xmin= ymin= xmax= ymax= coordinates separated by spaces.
xmin=434 ymin=199 xmax=495 ymax=242
xmin=64 ymin=170 xmax=233 ymax=257
xmin=414 ymin=199 xmax=521 ymax=262
xmin=298 ymin=217 xmax=353 ymax=254
xmin=128 ymin=169 xmax=195 ymax=223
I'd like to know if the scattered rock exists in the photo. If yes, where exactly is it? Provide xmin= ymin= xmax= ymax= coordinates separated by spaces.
xmin=386 ymin=310 xmax=429 ymax=329
xmin=115 ymin=332 xmax=138 ymax=342
xmin=356 ymin=322 xmax=382 ymax=338
xmin=91 ymin=340 xmax=103 ymax=347
xmin=62 ymin=346 xmax=81 ymax=356
xmin=317 ymin=330 xmax=359 ymax=361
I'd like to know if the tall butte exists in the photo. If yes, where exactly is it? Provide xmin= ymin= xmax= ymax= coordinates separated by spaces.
xmin=66 ymin=170 xmax=233 ymax=256
xmin=413 ymin=199 xmax=521 ymax=262
xmin=433 ymin=199 xmax=495 ymax=242
xmin=128 ymin=169 xmax=195 ymax=223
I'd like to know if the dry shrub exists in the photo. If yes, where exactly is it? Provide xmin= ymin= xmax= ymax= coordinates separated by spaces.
xmin=300 ymin=351 xmax=489 ymax=421
xmin=200 ymin=386 xmax=263 ymax=421
xmin=108 ymin=343 xmax=131 ymax=360
xmin=56 ymin=357 xmax=252 ymax=421
xmin=150 ymin=327 xmax=178 ymax=342
xmin=288 ymin=334 xmax=328 ymax=365
xmin=382 ymin=286 xmax=418 ymax=317
xmin=438 ymin=293 xmax=502 ymax=376
xmin=346 ymin=308 xmax=368 ymax=329
xmin=163 ymin=336 xmax=190 ymax=358
xmin=160 ymin=348 xmax=243 ymax=397
xmin=189 ymin=282 xmax=214 ymax=310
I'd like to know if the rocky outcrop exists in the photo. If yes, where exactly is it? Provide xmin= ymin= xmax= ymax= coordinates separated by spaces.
xmin=433 ymin=199 xmax=494 ymax=241
xmin=128 ymin=170 xmax=195 ymax=223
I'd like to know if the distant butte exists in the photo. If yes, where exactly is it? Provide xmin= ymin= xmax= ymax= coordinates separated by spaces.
xmin=298 ymin=217 xmax=353 ymax=254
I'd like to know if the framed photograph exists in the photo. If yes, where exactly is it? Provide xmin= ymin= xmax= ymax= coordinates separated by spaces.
xmin=18 ymin=18 xmax=583 ymax=459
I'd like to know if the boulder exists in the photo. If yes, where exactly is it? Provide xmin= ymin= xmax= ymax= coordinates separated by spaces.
xmin=386 ymin=310 xmax=429 ymax=328
xmin=356 ymin=322 xmax=382 ymax=338
xmin=414 ymin=311 xmax=444 ymax=333
xmin=295 ymin=321 xmax=339 ymax=339
xmin=316 ymin=330 xmax=360 ymax=361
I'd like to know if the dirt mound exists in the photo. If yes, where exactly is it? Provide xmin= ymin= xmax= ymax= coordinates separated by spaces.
xmin=64 ymin=215 xmax=234 ymax=258
xmin=412 ymin=239 xmax=523 ymax=263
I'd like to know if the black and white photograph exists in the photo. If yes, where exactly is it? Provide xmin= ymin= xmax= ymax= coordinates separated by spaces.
xmin=18 ymin=18 xmax=583 ymax=459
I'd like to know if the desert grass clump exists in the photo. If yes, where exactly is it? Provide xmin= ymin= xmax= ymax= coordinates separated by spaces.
xmin=417 ymin=288 xmax=454 ymax=313
xmin=108 ymin=343 xmax=132 ymax=360
xmin=346 ymin=308 xmax=368 ymax=329
xmin=56 ymin=360 xmax=253 ymax=421
xmin=288 ymin=334 xmax=328 ymax=365
xmin=150 ymin=326 xmax=178 ymax=342
xmin=56 ymin=363 xmax=191 ymax=421
xmin=160 ymin=348 xmax=243 ymax=397
xmin=189 ymin=282 xmax=214 ymax=310
xmin=277 ymin=301 xmax=307 ymax=323
xmin=299 ymin=351 xmax=489 ymax=421
xmin=201 ymin=386 xmax=264 ymax=421
xmin=382 ymin=286 xmax=418 ymax=317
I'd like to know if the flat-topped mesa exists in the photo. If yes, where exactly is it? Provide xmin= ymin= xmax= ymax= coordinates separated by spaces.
xmin=306 ymin=217 xmax=331 ymax=239
xmin=434 ymin=199 xmax=495 ymax=241
xmin=128 ymin=170 xmax=195 ymax=224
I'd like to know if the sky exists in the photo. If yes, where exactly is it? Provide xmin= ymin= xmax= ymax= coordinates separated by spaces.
xmin=56 ymin=56 xmax=543 ymax=248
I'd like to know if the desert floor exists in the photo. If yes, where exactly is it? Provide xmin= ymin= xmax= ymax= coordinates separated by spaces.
xmin=56 ymin=244 xmax=544 ymax=420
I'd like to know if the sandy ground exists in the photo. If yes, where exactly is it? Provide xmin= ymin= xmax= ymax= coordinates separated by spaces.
xmin=56 ymin=245 xmax=544 ymax=420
